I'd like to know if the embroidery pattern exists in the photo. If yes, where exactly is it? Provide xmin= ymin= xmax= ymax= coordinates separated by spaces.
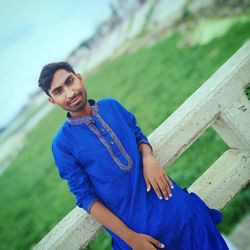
xmin=67 ymin=101 xmax=133 ymax=172
xmin=95 ymin=113 xmax=133 ymax=172
xmin=67 ymin=102 xmax=98 ymax=125
xmin=88 ymin=123 xmax=133 ymax=172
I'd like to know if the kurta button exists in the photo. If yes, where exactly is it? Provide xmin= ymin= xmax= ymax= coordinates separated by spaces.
xmin=91 ymin=120 xmax=95 ymax=124
xmin=110 ymin=141 xmax=114 ymax=144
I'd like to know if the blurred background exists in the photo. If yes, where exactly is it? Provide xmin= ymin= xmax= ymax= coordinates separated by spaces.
xmin=0 ymin=0 xmax=250 ymax=249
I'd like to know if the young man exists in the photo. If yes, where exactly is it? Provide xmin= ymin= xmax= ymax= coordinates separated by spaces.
xmin=38 ymin=62 xmax=228 ymax=250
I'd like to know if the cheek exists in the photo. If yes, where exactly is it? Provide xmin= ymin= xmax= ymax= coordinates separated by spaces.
xmin=54 ymin=96 xmax=66 ymax=106
xmin=76 ymin=81 xmax=84 ymax=90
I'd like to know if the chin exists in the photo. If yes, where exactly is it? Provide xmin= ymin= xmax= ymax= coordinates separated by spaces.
xmin=74 ymin=100 xmax=87 ymax=112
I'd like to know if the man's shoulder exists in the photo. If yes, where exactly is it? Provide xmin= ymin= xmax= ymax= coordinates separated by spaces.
xmin=97 ymin=97 xmax=123 ymax=109
xmin=97 ymin=97 xmax=119 ymax=105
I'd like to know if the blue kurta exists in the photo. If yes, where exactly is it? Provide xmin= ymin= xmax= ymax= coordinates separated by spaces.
xmin=52 ymin=98 xmax=228 ymax=250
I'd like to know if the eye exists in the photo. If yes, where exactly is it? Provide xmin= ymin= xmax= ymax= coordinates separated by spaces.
xmin=54 ymin=88 xmax=62 ymax=95
xmin=67 ymin=77 xmax=73 ymax=85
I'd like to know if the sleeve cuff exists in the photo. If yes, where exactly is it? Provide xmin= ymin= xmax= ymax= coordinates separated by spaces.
xmin=79 ymin=194 xmax=98 ymax=214
xmin=138 ymin=139 xmax=153 ymax=152
xmin=87 ymin=198 xmax=98 ymax=214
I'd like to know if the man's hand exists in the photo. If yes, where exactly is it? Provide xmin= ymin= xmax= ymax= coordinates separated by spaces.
xmin=128 ymin=232 xmax=165 ymax=250
xmin=139 ymin=143 xmax=174 ymax=200
xmin=90 ymin=201 xmax=165 ymax=250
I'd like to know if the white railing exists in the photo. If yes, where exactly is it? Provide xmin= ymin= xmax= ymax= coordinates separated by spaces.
xmin=34 ymin=41 xmax=250 ymax=250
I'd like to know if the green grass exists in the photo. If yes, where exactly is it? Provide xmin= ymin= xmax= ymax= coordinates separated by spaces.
xmin=0 ymin=12 xmax=250 ymax=250
xmin=245 ymin=84 xmax=250 ymax=100
xmin=0 ymin=99 xmax=48 ymax=145
xmin=0 ymin=107 xmax=74 ymax=250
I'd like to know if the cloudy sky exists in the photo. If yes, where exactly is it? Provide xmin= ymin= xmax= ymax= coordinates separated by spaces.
xmin=0 ymin=0 xmax=113 ymax=128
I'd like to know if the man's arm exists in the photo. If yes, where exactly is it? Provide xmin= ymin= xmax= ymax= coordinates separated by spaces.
xmin=111 ymin=98 xmax=173 ymax=200
xmin=139 ymin=143 xmax=174 ymax=200
xmin=90 ymin=201 xmax=165 ymax=250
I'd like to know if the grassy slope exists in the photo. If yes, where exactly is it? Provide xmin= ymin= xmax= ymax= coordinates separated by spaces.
xmin=0 ymin=14 xmax=250 ymax=250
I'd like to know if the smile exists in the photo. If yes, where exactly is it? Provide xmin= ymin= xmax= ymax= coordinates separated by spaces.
xmin=68 ymin=94 xmax=81 ymax=105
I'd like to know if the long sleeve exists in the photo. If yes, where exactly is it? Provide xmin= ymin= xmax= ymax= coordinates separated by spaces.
xmin=111 ymin=99 xmax=153 ymax=151
xmin=52 ymin=139 xmax=98 ymax=213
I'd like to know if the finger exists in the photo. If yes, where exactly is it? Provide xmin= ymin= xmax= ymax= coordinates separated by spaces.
xmin=149 ymin=244 xmax=157 ymax=250
xmin=164 ymin=174 xmax=174 ymax=189
xmin=148 ymin=236 xmax=165 ymax=249
xmin=158 ymin=177 xmax=171 ymax=200
xmin=162 ymin=175 xmax=173 ymax=198
xmin=151 ymin=181 xmax=163 ymax=200
xmin=144 ymin=176 xmax=151 ymax=192
xmin=156 ymin=178 xmax=168 ymax=200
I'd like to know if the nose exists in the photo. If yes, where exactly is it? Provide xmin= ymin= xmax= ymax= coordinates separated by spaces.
xmin=65 ymin=87 xmax=75 ymax=100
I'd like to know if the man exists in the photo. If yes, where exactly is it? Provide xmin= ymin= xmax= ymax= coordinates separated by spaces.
xmin=38 ymin=62 xmax=228 ymax=250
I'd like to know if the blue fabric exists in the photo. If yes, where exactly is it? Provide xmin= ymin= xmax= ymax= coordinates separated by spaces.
xmin=52 ymin=98 xmax=228 ymax=250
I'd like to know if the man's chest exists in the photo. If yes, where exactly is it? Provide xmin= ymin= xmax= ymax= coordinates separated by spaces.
xmin=68 ymin=114 xmax=138 ymax=182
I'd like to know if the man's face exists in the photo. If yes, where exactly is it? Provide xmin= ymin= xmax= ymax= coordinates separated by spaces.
xmin=48 ymin=69 xmax=88 ymax=114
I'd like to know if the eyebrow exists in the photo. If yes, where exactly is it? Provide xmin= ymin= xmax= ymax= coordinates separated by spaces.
xmin=64 ymin=74 xmax=73 ymax=84
xmin=51 ymin=74 xmax=73 ymax=94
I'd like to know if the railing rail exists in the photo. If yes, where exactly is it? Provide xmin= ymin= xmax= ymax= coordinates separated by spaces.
xmin=34 ymin=41 xmax=250 ymax=250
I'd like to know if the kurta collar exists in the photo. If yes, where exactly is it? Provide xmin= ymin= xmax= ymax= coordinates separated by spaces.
xmin=67 ymin=99 xmax=98 ymax=125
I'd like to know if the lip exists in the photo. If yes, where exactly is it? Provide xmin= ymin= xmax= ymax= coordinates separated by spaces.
xmin=69 ymin=94 xmax=80 ymax=105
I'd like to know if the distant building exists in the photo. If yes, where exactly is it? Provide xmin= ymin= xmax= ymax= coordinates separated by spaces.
xmin=68 ymin=0 xmax=148 ymax=67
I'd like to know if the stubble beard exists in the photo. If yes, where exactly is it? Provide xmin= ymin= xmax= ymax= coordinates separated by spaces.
xmin=72 ymin=98 xmax=87 ymax=113
xmin=65 ymin=91 xmax=88 ymax=113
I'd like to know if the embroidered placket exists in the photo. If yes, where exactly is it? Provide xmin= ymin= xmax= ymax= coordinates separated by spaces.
xmin=96 ymin=113 xmax=133 ymax=171
xmin=87 ymin=122 xmax=133 ymax=172
xmin=67 ymin=101 xmax=133 ymax=172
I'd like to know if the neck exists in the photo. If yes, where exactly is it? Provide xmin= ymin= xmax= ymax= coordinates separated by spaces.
xmin=69 ymin=101 xmax=92 ymax=118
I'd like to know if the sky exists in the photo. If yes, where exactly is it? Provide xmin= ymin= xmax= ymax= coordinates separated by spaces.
xmin=0 ymin=0 xmax=113 ymax=128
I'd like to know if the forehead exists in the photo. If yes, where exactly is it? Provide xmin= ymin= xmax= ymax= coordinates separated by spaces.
xmin=50 ymin=69 xmax=72 ymax=89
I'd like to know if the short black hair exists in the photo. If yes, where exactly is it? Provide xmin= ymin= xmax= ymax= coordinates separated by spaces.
xmin=38 ymin=62 xmax=75 ymax=96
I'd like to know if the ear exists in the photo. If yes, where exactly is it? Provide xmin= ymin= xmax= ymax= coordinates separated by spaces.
xmin=48 ymin=97 xmax=55 ymax=105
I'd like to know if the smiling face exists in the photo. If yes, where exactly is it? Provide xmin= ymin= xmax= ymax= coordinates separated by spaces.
xmin=48 ymin=69 xmax=91 ymax=117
